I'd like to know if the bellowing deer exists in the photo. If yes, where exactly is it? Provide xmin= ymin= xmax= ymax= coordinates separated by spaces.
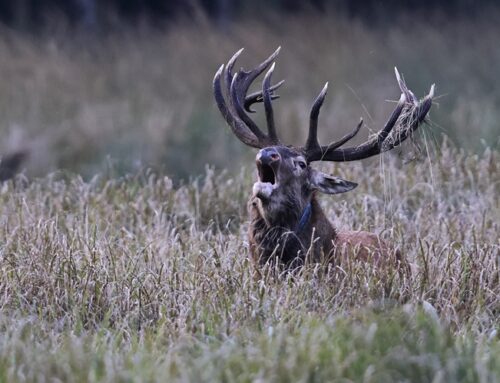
xmin=213 ymin=48 xmax=434 ymax=270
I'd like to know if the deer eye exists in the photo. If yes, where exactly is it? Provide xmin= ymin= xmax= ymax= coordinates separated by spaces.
xmin=296 ymin=160 xmax=307 ymax=169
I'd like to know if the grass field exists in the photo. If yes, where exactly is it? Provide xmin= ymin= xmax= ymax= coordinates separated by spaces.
xmin=0 ymin=143 xmax=498 ymax=382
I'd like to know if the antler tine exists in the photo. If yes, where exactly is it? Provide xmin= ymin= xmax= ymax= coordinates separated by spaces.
xmin=375 ymin=92 xmax=408 ymax=144
xmin=395 ymin=67 xmax=418 ymax=106
xmin=253 ymin=46 xmax=281 ymax=79
xmin=305 ymin=83 xmax=365 ymax=157
xmin=214 ymin=47 xmax=285 ymax=149
xmin=226 ymin=47 xmax=281 ymax=101
xmin=230 ymin=73 xmax=269 ymax=141
xmin=229 ymin=47 xmax=282 ymax=144
xmin=224 ymin=48 xmax=244 ymax=98
xmin=305 ymin=92 xmax=408 ymax=162
xmin=262 ymin=63 xmax=280 ymax=144
xmin=326 ymin=118 xmax=364 ymax=151
xmin=305 ymin=82 xmax=329 ymax=152
xmin=213 ymin=64 xmax=261 ymax=148
xmin=382 ymin=84 xmax=434 ymax=150
xmin=244 ymin=80 xmax=285 ymax=113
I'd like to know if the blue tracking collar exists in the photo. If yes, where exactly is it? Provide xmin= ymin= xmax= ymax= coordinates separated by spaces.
xmin=295 ymin=202 xmax=312 ymax=233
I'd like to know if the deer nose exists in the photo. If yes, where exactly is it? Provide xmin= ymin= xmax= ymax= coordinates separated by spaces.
xmin=256 ymin=148 xmax=280 ymax=165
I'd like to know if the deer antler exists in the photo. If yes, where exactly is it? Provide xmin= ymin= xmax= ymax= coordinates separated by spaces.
xmin=302 ymin=68 xmax=434 ymax=162
xmin=213 ymin=48 xmax=284 ymax=148
xmin=214 ymin=49 xmax=434 ymax=158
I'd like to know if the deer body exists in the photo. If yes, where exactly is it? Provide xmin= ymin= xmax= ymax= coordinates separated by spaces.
xmin=213 ymin=48 xmax=434 ymax=270
xmin=249 ymin=196 xmax=397 ymax=267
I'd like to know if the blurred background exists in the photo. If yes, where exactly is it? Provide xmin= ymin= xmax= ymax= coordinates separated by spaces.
xmin=0 ymin=0 xmax=498 ymax=180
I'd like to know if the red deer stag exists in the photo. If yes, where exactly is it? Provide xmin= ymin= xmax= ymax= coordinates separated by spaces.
xmin=213 ymin=48 xmax=434 ymax=270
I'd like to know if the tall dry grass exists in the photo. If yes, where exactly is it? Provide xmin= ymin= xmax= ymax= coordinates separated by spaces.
xmin=0 ymin=11 xmax=498 ymax=179
xmin=0 ymin=143 xmax=498 ymax=381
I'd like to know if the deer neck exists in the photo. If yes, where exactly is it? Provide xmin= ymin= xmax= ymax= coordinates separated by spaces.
xmin=249 ymin=193 xmax=337 ymax=266
xmin=295 ymin=201 xmax=313 ymax=234
xmin=251 ymin=192 xmax=333 ymax=234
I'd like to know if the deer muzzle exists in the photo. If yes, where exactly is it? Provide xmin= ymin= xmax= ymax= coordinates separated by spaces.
xmin=254 ymin=148 xmax=280 ymax=200
xmin=256 ymin=148 xmax=280 ymax=185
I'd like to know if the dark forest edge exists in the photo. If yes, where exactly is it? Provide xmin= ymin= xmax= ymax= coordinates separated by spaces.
xmin=1 ymin=0 xmax=499 ymax=33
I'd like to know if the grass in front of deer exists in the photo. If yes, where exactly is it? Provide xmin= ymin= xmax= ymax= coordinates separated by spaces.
xmin=0 ymin=145 xmax=498 ymax=381
xmin=1 ymin=308 xmax=498 ymax=382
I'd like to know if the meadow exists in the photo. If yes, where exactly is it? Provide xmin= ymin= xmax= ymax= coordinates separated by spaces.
xmin=0 ymin=143 xmax=498 ymax=381
xmin=0 ymin=10 xmax=499 ymax=383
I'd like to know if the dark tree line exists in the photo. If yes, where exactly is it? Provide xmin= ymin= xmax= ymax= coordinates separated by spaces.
xmin=0 ymin=0 xmax=493 ymax=31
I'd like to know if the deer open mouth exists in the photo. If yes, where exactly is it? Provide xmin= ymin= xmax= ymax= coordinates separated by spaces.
xmin=257 ymin=163 xmax=276 ymax=185
xmin=254 ymin=162 xmax=278 ymax=200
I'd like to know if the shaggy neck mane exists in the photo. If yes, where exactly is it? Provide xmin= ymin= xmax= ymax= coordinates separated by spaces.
xmin=249 ymin=193 xmax=337 ymax=267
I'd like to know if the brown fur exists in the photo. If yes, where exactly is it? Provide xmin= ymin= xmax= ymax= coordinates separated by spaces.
xmin=249 ymin=193 xmax=406 ymax=273
xmin=248 ymin=195 xmax=334 ymax=268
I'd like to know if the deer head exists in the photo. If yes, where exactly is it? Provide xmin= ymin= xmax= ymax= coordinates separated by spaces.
xmin=213 ymin=48 xmax=434 ymax=228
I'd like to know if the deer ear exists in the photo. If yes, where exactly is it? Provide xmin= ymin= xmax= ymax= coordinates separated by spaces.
xmin=310 ymin=170 xmax=358 ymax=195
